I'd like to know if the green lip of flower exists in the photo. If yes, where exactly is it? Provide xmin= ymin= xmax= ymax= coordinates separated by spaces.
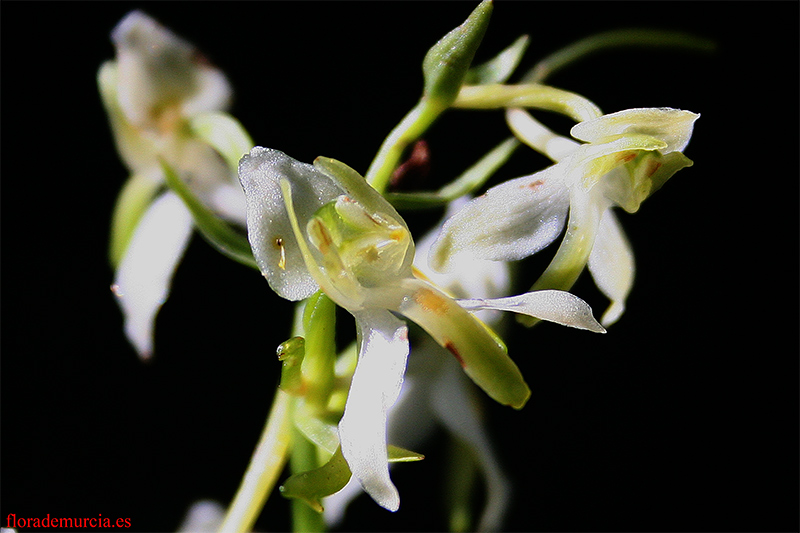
xmin=239 ymin=147 xmax=604 ymax=512
xmin=430 ymin=107 xmax=699 ymax=326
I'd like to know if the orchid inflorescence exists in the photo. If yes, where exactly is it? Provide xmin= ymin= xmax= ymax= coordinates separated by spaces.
xmin=100 ymin=3 xmax=705 ymax=532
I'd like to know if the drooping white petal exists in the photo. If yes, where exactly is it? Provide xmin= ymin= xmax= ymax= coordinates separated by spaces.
xmin=429 ymin=355 xmax=511 ymax=532
xmin=429 ymin=166 xmax=570 ymax=272
xmin=571 ymin=107 xmax=699 ymax=154
xmin=458 ymin=289 xmax=605 ymax=333
xmin=238 ymin=147 xmax=343 ymax=301
xmin=112 ymin=192 xmax=194 ymax=359
xmin=338 ymin=310 xmax=410 ymax=512
xmin=588 ymin=209 xmax=635 ymax=327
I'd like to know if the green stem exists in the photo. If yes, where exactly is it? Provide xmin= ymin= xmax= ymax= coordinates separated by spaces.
xmin=524 ymin=28 xmax=716 ymax=84
xmin=364 ymin=99 xmax=446 ymax=195
xmin=290 ymin=425 xmax=327 ymax=533
xmin=218 ymin=388 xmax=293 ymax=533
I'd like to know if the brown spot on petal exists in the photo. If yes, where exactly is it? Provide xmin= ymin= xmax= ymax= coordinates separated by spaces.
xmin=646 ymin=161 xmax=663 ymax=177
xmin=444 ymin=340 xmax=465 ymax=367
xmin=617 ymin=152 xmax=638 ymax=163
xmin=522 ymin=180 xmax=544 ymax=190
xmin=413 ymin=287 xmax=450 ymax=315
xmin=274 ymin=237 xmax=287 ymax=270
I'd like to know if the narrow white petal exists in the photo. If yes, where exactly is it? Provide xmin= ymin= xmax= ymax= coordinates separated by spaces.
xmin=112 ymin=192 xmax=194 ymax=359
xmin=588 ymin=209 xmax=635 ymax=326
xmin=458 ymin=290 xmax=606 ymax=333
xmin=429 ymin=166 xmax=569 ymax=272
xmin=505 ymin=108 xmax=580 ymax=162
xmin=338 ymin=310 xmax=409 ymax=512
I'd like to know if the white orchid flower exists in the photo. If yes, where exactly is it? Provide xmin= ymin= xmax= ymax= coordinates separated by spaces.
xmin=238 ymin=147 xmax=604 ymax=512
xmin=99 ymin=11 xmax=251 ymax=358
xmin=431 ymin=107 xmax=699 ymax=326
xmin=325 ymin=198 xmax=513 ymax=531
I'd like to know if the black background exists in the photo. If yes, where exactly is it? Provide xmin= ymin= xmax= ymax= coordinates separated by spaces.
xmin=2 ymin=2 xmax=798 ymax=532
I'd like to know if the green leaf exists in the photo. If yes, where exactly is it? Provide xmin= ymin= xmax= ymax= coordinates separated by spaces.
xmin=160 ymin=159 xmax=258 ymax=269
xmin=465 ymin=34 xmax=530 ymax=85
xmin=280 ymin=446 xmax=352 ymax=513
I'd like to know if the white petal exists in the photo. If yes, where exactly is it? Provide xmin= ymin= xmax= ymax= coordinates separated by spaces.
xmin=112 ymin=192 xmax=194 ymax=359
xmin=414 ymin=198 xmax=510 ymax=324
xmin=238 ymin=147 xmax=343 ymax=301
xmin=111 ymin=11 xmax=200 ymax=128
xmin=458 ymin=290 xmax=606 ymax=333
xmin=588 ymin=209 xmax=635 ymax=326
xmin=505 ymin=108 xmax=580 ymax=162
xmin=338 ymin=310 xmax=409 ymax=512
xmin=429 ymin=166 xmax=569 ymax=272
xmin=571 ymin=107 xmax=700 ymax=154
xmin=430 ymin=357 xmax=511 ymax=532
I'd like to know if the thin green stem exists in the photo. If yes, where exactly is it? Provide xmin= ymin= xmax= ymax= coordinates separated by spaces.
xmin=217 ymin=389 xmax=293 ymax=533
xmin=364 ymin=99 xmax=446 ymax=195
xmin=524 ymin=28 xmax=716 ymax=84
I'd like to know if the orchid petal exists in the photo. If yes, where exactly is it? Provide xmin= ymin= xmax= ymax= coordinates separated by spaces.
xmin=111 ymin=11 xmax=230 ymax=129
xmin=112 ymin=192 xmax=193 ymax=359
xmin=97 ymin=61 xmax=159 ymax=172
xmin=430 ymin=359 xmax=511 ymax=532
xmin=238 ymin=147 xmax=343 ymax=301
xmin=571 ymin=107 xmax=699 ymax=154
xmin=458 ymin=290 xmax=605 ymax=333
xmin=588 ymin=209 xmax=635 ymax=327
xmin=506 ymin=107 xmax=580 ymax=162
xmin=430 ymin=166 xmax=569 ymax=272
xmin=396 ymin=279 xmax=530 ymax=409
xmin=338 ymin=310 xmax=409 ymax=512
xmin=188 ymin=112 xmax=254 ymax=175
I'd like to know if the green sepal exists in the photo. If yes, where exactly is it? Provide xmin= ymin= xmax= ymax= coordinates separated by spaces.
xmin=465 ymin=34 xmax=529 ymax=85
xmin=386 ymin=136 xmax=519 ymax=209
xmin=277 ymin=336 xmax=306 ymax=395
xmin=160 ymin=159 xmax=258 ymax=269
xmin=422 ymin=0 xmax=492 ymax=109
xmin=108 ymin=172 xmax=162 ymax=267
xmin=188 ymin=112 xmax=254 ymax=174
xmin=280 ymin=444 xmax=424 ymax=513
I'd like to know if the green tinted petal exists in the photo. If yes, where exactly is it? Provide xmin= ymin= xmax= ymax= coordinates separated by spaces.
xmin=188 ymin=112 xmax=254 ymax=173
xmin=109 ymin=171 xmax=162 ymax=267
xmin=396 ymin=279 xmax=530 ymax=409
